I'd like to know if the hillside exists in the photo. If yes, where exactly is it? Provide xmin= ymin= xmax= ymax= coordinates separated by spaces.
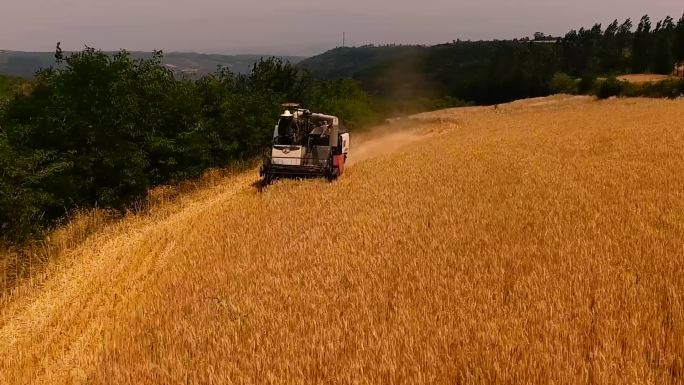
xmin=297 ymin=45 xmax=426 ymax=80
xmin=0 ymin=50 xmax=304 ymax=78
xmin=1 ymin=96 xmax=684 ymax=384
xmin=299 ymin=15 xmax=684 ymax=107
xmin=299 ymin=41 xmax=562 ymax=106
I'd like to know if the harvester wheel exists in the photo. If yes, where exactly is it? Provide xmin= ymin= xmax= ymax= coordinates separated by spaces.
xmin=327 ymin=168 xmax=340 ymax=182
xmin=260 ymin=158 xmax=273 ymax=185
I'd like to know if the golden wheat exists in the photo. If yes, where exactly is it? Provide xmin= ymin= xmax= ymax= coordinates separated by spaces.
xmin=1 ymin=95 xmax=683 ymax=384
xmin=616 ymin=74 xmax=675 ymax=83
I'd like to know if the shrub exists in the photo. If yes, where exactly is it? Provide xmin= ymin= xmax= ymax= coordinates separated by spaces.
xmin=620 ymin=79 xmax=684 ymax=99
xmin=578 ymin=73 xmax=598 ymax=94
xmin=0 ymin=75 xmax=26 ymax=102
xmin=596 ymin=77 xmax=626 ymax=99
xmin=0 ymin=133 xmax=57 ymax=239
xmin=550 ymin=73 xmax=578 ymax=94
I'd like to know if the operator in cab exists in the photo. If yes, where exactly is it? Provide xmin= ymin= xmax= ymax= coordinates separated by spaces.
xmin=275 ymin=110 xmax=296 ymax=145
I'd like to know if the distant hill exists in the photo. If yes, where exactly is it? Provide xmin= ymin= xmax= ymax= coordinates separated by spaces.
xmin=0 ymin=50 xmax=305 ymax=78
xmin=297 ymin=45 xmax=427 ymax=80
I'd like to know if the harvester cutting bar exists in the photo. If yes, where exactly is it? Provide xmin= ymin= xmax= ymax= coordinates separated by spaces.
xmin=270 ymin=156 xmax=329 ymax=167
xmin=261 ymin=157 xmax=338 ymax=182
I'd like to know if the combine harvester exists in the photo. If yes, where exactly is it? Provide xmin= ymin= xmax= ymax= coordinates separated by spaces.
xmin=260 ymin=103 xmax=350 ymax=184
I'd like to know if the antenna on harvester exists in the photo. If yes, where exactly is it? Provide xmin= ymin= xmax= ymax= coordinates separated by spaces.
xmin=343 ymin=32 xmax=346 ymax=47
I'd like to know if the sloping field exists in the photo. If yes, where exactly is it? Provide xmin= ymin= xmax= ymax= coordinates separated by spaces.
xmin=1 ymin=95 xmax=684 ymax=384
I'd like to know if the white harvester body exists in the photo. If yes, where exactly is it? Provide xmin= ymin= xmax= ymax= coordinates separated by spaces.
xmin=341 ymin=133 xmax=350 ymax=157
xmin=271 ymin=146 xmax=305 ymax=166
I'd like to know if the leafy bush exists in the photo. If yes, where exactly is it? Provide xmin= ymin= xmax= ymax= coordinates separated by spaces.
xmin=0 ymin=75 xmax=26 ymax=102
xmin=596 ymin=77 xmax=626 ymax=99
xmin=550 ymin=73 xmax=578 ymax=94
xmin=578 ymin=73 xmax=598 ymax=94
xmin=0 ymin=133 xmax=58 ymax=238
xmin=612 ymin=79 xmax=684 ymax=98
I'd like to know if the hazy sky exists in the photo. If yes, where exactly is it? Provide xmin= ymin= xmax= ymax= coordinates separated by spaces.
xmin=1 ymin=0 xmax=682 ymax=56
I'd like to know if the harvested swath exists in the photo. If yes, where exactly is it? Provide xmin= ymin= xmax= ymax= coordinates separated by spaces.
xmin=1 ymin=96 xmax=683 ymax=384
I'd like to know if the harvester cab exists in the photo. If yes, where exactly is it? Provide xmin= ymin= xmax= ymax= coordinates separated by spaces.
xmin=260 ymin=103 xmax=350 ymax=184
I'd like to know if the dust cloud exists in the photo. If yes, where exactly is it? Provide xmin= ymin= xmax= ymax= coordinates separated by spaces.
xmin=347 ymin=121 xmax=440 ymax=166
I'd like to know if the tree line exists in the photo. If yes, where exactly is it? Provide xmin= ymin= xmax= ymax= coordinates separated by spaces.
xmin=0 ymin=48 xmax=377 ymax=241
xmin=560 ymin=14 xmax=684 ymax=77
xmin=300 ymin=13 xmax=684 ymax=106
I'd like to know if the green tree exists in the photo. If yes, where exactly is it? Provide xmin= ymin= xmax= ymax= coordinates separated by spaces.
xmin=0 ymin=133 xmax=64 ymax=240
xmin=310 ymin=79 xmax=378 ymax=128
xmin=632 ymin=15 xmax=653 ymax=73
xmin=616 ymin=19 xmax=634 ymax=72
xmin=600 ymin=20 xmax=620 ymax=73
xmin=674 ymin=14 xmax=684 ymax=62
xmin=652 ymin=17 xmax=676 ymax=74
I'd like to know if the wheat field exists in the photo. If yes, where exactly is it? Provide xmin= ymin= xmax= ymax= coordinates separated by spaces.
xmin=616 ymin=74 xmax=675 ymax=84
xmin=1 ymin=95 xmax=683 ymax=384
